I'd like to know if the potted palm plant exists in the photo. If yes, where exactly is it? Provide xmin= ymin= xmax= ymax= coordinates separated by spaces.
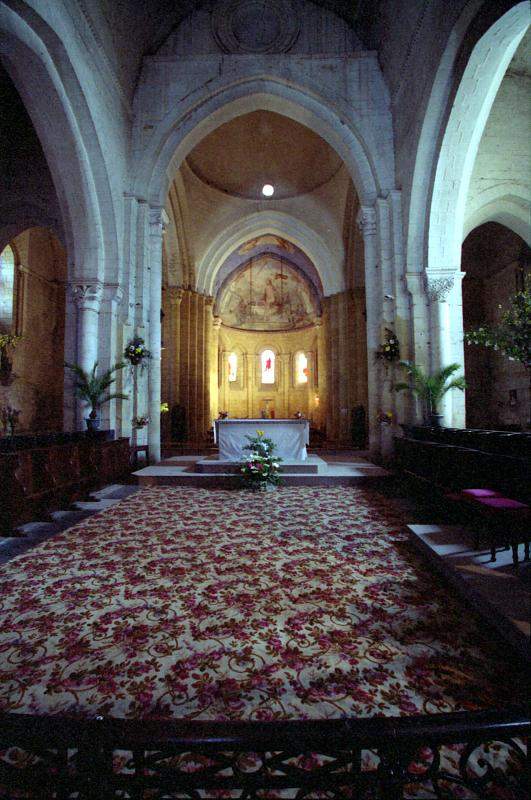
xmin=394 ymin=361 xmax=466 ymax=427
xmin=65 ymin=361 xmax=128 ymax=432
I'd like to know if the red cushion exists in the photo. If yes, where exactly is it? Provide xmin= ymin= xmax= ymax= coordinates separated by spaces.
xmin=474 ymin=496 xmax=529 ymax=511
xmin=461 ymin=488 xmax=502 ymax=498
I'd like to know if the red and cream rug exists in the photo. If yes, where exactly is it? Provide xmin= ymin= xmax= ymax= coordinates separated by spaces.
xmin=0 ymin=486 xmax=524 ymax=721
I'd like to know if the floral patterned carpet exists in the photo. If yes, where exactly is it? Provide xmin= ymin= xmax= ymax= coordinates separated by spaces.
xmin=0 ymin=486 xmax=525 ymax=721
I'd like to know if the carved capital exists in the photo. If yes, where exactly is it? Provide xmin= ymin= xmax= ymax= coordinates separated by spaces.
xmin=357 ymin=206 xmax=377 ymax=237
xmin=101 ymin=284 xmax=124 ymax=306
xmin=149 ymin=207 xmax=170 ymax=235
xmin=425 ymin=273 xmax=455 ymax=302
xmin=168 ymin=286 xmax=184 ymax=306
xmin=70 ymin=282 xmax=103 ymax=311
xmin=213 ymin=316 xmax=223 ymax=330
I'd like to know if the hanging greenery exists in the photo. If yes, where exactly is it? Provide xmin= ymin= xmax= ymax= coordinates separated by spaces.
xmin=376 ymin=329 xmax=400 ymax=363
xmin=464 ymin=273 xmax=530 ymax=368
xmin=124 ymin=337 xmax=151 ymax=366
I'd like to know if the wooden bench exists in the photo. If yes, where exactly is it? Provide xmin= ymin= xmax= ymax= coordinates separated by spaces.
xmin=394 ymin=436 xmax=530 ymax=568
xmin=0 ymin=436 xmax=131 ymax=535
xmin=447 ymin=488 xmax=530 ymax=568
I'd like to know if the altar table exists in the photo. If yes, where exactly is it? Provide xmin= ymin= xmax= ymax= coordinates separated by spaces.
xmin=214 ymin=419 xmax=309 ymax=461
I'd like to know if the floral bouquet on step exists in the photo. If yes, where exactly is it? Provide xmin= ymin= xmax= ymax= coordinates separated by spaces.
xmin=240 ymin=430 xmax=282 ymax=491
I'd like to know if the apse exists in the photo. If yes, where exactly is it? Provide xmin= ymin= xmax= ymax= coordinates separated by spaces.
xmin=161 ymin=108 xmax=368 ymax=446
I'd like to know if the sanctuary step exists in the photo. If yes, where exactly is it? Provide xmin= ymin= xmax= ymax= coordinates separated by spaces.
xmin=194 ymin=455 xmax=322 ymax=474
xmin=134 ymin=454 xmax=390 ymax=488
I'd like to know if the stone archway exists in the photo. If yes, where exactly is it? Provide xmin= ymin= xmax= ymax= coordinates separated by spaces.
xmin=130 ymin=63 xmax=400 ymax=459
xmin=196 ymin=211 xmax=343 ymax=298
xmin=405 ymin=1 xmax=529 ymax=427
xmin=0 ymin=2 xmax=125 ymax=430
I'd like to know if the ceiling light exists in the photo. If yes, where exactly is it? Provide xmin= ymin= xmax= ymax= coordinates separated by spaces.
xmin=262 ymin=184 xmax=274 ymax=197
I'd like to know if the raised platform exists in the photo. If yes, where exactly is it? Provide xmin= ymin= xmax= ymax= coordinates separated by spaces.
xmin=194 ymin=455 xmax=322 ymax=474
xmin=407 ymin=523 xmax=530 ymax=660
xmin=134 ymin=453 xmax=390 ymax=487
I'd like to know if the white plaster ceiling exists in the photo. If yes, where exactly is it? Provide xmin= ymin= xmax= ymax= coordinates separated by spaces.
xmin=186 ymin=110 xmax=343 ymax=199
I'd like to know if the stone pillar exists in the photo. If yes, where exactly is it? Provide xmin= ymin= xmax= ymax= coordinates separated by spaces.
xmin=204 ymin=298 xmax=214 ymax=434
xmin=211 ymin=316 xmax=222 ymax=422
xmin=168 ymin=287 xmax=183 ymax=409
xmin=99 ymin=284 xmax=124 ymax=433
xmin=70 ymin=282 xmax=103 ymax=373
xmin=315 ymin=319 xmax=325 ymax=430
xmin=147 ymin=208 xmax=168 ymax=463
xmin=405 ymin=273 xmax=428 ymax=422
xmin=426 ymin=270 xmax=466 ymax=426
xmin=357 ymin=206 xmax=381 ymax=456
xmin=189 ymin=291 xmax=198 ymax=441
xmin=69 ymin=282 xmax=103 ymax=429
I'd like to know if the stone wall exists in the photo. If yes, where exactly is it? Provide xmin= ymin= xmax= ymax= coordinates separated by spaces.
xmin=0 ymin=228 xmax=66 ymax=433
xmin=218 ymin=326 xmax=319 ymax=425
xmin=161 ymin=288 xmax=214 ymax=442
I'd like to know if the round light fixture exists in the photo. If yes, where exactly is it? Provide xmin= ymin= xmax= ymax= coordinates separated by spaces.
xmin=262 ymin=183 xmax=275 ymax=197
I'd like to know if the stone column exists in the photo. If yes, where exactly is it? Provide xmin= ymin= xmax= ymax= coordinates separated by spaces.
xmin=70 ymin=282 xmax=103 ymax=373
xmin=204 ymin=298 xmax=214 ymax=434
xmin=69 ymin=282 xmax=103 ymax=428
xmin=426 ymin=270 xmax=465 ymax=426
xmin=211 ymin=316 xmax=222 ymax=422
xmin=147 ymin=208 xmax=168 ymax=463
xmin=168 ymin=287 xmax=183 ymax=408
xmin=99 ymin=284 xmax=124 ymax=434
xmin=189 ymin=291 xmax=198 ymax=441
xmin=405 ymin=272 xmax=428 ymax=422
xmin=357 ymin=206 xmax=381 ymax=456
xmin=315 ymin=318 xmax=326 ymax=430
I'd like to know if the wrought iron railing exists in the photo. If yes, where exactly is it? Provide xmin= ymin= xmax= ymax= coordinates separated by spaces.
xmin=0 ymin=705 xmax=528 ymax=798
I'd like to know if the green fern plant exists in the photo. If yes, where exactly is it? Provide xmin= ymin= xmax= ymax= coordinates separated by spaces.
xmin=64 ymin=361 xmax=128 ymax=419
xmin=394 ymin=361 xmax=466 ymax=421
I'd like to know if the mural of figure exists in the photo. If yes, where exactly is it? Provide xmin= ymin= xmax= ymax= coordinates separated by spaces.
xmin=219 ymin=255 xmax=319 ymax=331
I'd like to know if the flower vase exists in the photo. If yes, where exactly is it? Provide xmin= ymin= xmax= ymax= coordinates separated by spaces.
xmin=252 ymin=482 xmax=276 ymax=492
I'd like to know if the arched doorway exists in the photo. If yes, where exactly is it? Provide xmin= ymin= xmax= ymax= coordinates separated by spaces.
xmin=407 ymin=2 xmax=529 ymax=427
xmin=0 ymin=227 xmax=66 ymax=432
xmin=462 ymin=222 xmax=530 ymax=429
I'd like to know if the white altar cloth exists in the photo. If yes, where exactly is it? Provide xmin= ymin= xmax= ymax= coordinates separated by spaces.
xmin=214 ymin=419 xmax=309 ymax=461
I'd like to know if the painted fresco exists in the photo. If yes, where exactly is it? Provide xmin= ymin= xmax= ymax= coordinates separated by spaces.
xmin=218 ymin=255 xmax=318 ymax=331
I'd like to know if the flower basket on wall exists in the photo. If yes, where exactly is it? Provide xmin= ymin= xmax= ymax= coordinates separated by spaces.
xmin=376 ymin=329 xmax=400 ymax=363
xmin=124 ymin=337 xmax=151 ymax=367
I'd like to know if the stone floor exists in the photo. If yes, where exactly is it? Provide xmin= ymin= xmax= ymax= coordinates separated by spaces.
xmin=0 ymin=484 xmax=139 ymax=565
xmin=408 ymin=523 xmax=530 ymax=660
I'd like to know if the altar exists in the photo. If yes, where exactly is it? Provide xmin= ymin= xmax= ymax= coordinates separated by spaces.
xmin=214 ymin=419 xmax=309 ymax=461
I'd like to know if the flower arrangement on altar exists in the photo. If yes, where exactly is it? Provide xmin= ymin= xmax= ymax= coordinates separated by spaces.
xmin=376 ymin=410 xmax=394 ymax=426
xmin=124 ymin=337 xmax=151 ymax=366
xmin=132 ymin=415 xmax=149 ymax=429
xmin=240 ymin=429 xmax=282 ymax=491
xmin=376 ymin=329 xmax=400 ymax=363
